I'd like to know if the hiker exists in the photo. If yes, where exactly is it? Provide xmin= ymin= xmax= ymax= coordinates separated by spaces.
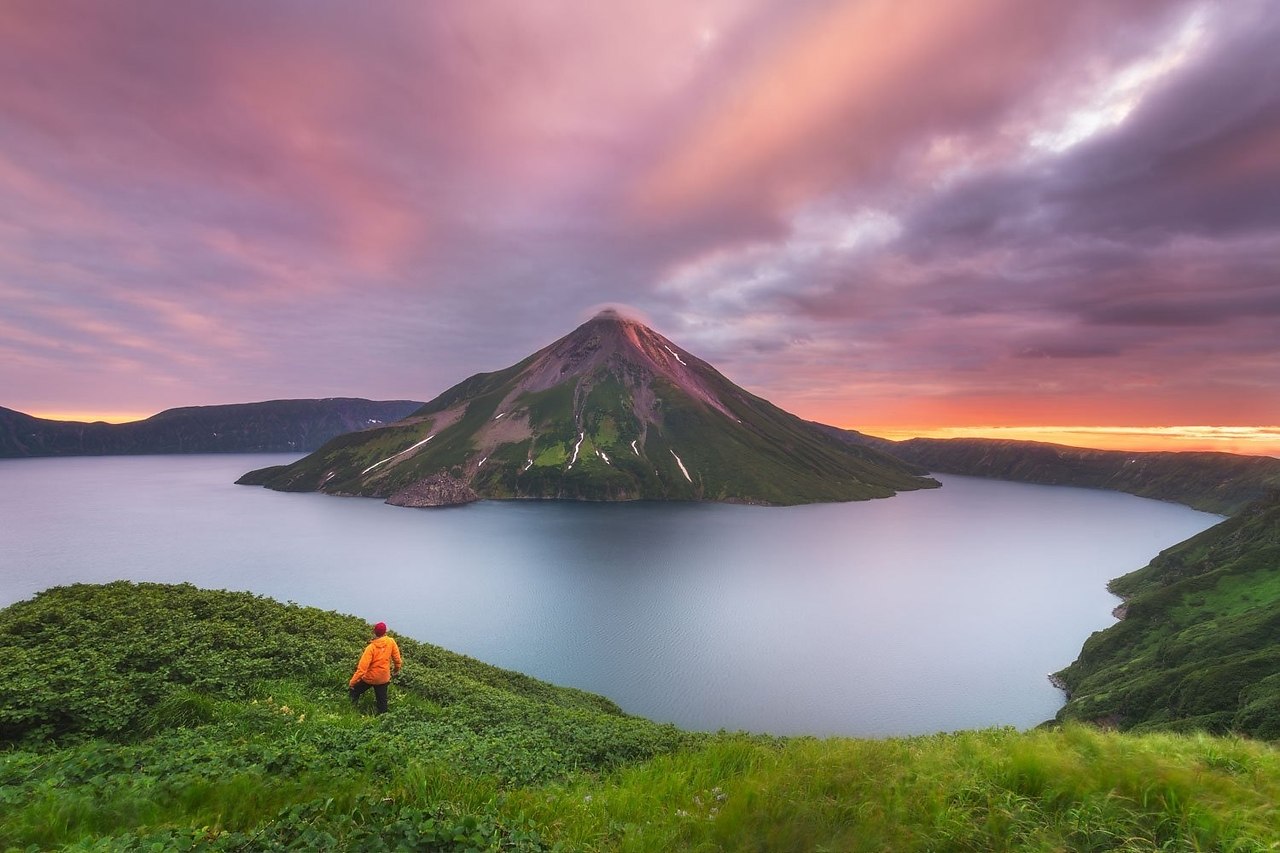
xmin=348 ymin=621 xmax=402 ymax=714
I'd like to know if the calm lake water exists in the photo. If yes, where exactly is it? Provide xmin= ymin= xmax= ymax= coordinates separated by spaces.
xmin=0 ymin=454 xmax=1220 ymax=737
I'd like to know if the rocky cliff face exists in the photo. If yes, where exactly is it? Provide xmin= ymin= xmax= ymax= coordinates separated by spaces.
xmin=386 ymin=474 xmax=479 ymax=507
xmin=240 ymin=311 xmax=937 ymax=506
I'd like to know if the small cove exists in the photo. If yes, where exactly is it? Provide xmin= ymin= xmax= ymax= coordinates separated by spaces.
xmin=0 ymin=454 xmax=1220 ymax=736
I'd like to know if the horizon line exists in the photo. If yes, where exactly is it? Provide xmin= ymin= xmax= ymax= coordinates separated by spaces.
xmin=15 ymin=406 xmax=1280 ymax=459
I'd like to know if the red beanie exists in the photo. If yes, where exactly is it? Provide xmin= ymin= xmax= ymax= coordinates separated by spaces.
xmin=373 ymin=622 xmax=387 ymax=636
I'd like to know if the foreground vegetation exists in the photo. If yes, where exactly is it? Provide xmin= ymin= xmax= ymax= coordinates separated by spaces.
xmin=1056 ymin=493 xmax=1280 ymax=738
xmin=2 ymin=583 xmax=1278 ymax=851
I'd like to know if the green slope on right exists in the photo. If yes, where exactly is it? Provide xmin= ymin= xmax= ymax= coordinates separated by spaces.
xmin=1054 ymin=491 xmax=1280 ymax=738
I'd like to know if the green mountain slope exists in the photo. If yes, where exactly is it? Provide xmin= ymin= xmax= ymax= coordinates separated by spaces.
xmin=0 ymin=398 xmax=424 ymax=458
xmin=240 ymin=311 xmax=937 ymax=505
xmin=2 ymin=583 xmax=1276 ymax=851
xmin=1054 ymin=492 xmax=1280 ymax=738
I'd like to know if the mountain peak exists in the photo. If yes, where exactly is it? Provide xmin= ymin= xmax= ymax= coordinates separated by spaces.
xmin=589 ymin=307 xmax=629 ymax=323
xmin=240 ymin=316 xmax=937 ymax=505
xmin=575 ymin=306 xmax=658 ymax=341
xmin=568 ymin=308 xmax=663 ymax=354
xmin=521 ymin=310 xmax=724 ymax=410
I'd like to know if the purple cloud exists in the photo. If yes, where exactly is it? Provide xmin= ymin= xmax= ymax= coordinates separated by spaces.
xmin=0 ymin=0 xmax=1276 ymax=444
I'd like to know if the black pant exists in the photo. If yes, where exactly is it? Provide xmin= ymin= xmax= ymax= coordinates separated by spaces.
xmin=349 ymin=680 xmax=389 ymax=714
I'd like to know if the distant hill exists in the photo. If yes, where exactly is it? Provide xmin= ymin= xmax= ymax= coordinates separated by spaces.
xmin=832 ymin=432 xmax=1280 ymax=515
xmin=0 ymin=399 xmax=424 ymax=458
xmin=240 ymin=311 xmax=937 ymax=506
xmin=1054 ymin=491 xmax=1280 ymax=738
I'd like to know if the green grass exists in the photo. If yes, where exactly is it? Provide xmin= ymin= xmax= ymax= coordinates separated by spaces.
xmin=521 ymin=384 xmax=578 ymax=430
xmin=1171 ymin=561 xmax=1280 ymax=623
xmin=2 ymin=582 xmax=1278 ymax=851
xmin=1055 ymin=495 xmax=1280 ymax=739
xmin=4 ymin=718 xmax=1277 ymax=850
xmin=533 ymin=443 xmax=568 ymax=467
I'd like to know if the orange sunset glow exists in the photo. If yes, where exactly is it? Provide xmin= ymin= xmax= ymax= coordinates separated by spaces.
xmin=862 ymin=426 xmax=1280 ymax=457
xmin=2 ymin=1 xmax=1277 ymax=458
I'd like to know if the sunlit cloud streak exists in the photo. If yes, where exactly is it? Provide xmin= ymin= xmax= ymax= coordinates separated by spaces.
xmin=0 ymin=0 xmax=1276 ymax=455
xmin=867 ymin=426 xmax=1280 ymax=458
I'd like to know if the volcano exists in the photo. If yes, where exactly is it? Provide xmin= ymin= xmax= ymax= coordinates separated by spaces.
xmin=238 ymin=310 xmax=937 ymax=505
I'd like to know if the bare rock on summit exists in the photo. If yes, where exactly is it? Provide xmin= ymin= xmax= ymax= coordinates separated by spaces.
xmin=386 ymin=474 xmax=478 ymax=508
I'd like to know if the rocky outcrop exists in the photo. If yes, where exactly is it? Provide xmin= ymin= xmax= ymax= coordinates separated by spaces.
xmin=386 ymin=474 xmax=479 ymax=507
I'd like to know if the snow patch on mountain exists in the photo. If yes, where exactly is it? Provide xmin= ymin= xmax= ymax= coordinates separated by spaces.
xmin=670 ymin=449 xmax=692 ymax=483
xmin=362 ymin=434 xmax=435 ymax=475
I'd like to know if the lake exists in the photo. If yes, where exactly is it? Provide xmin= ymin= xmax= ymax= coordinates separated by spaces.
xmin=0 ymin=454 xmax=1220 ymax=737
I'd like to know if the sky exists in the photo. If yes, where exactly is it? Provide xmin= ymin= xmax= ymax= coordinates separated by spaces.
xmin=2 ymin=0 xmax=1278 ymax=456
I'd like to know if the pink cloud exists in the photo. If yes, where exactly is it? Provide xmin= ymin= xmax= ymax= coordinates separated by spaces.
xmin=629 ymin=0 xmax=1187 ymax=222
xmin=0 ymin=0 xmax=1276 ymax=442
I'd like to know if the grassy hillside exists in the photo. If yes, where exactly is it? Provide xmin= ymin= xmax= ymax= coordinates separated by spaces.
xmin=2 ymin=583 xmax=1277 ymax=851
xmin=1055 ymin=493 xmax=1280 ymax=739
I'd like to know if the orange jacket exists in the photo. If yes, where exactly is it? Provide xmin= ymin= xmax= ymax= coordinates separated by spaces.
xmin=349 ymin=635 xmax=402 ymax=687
